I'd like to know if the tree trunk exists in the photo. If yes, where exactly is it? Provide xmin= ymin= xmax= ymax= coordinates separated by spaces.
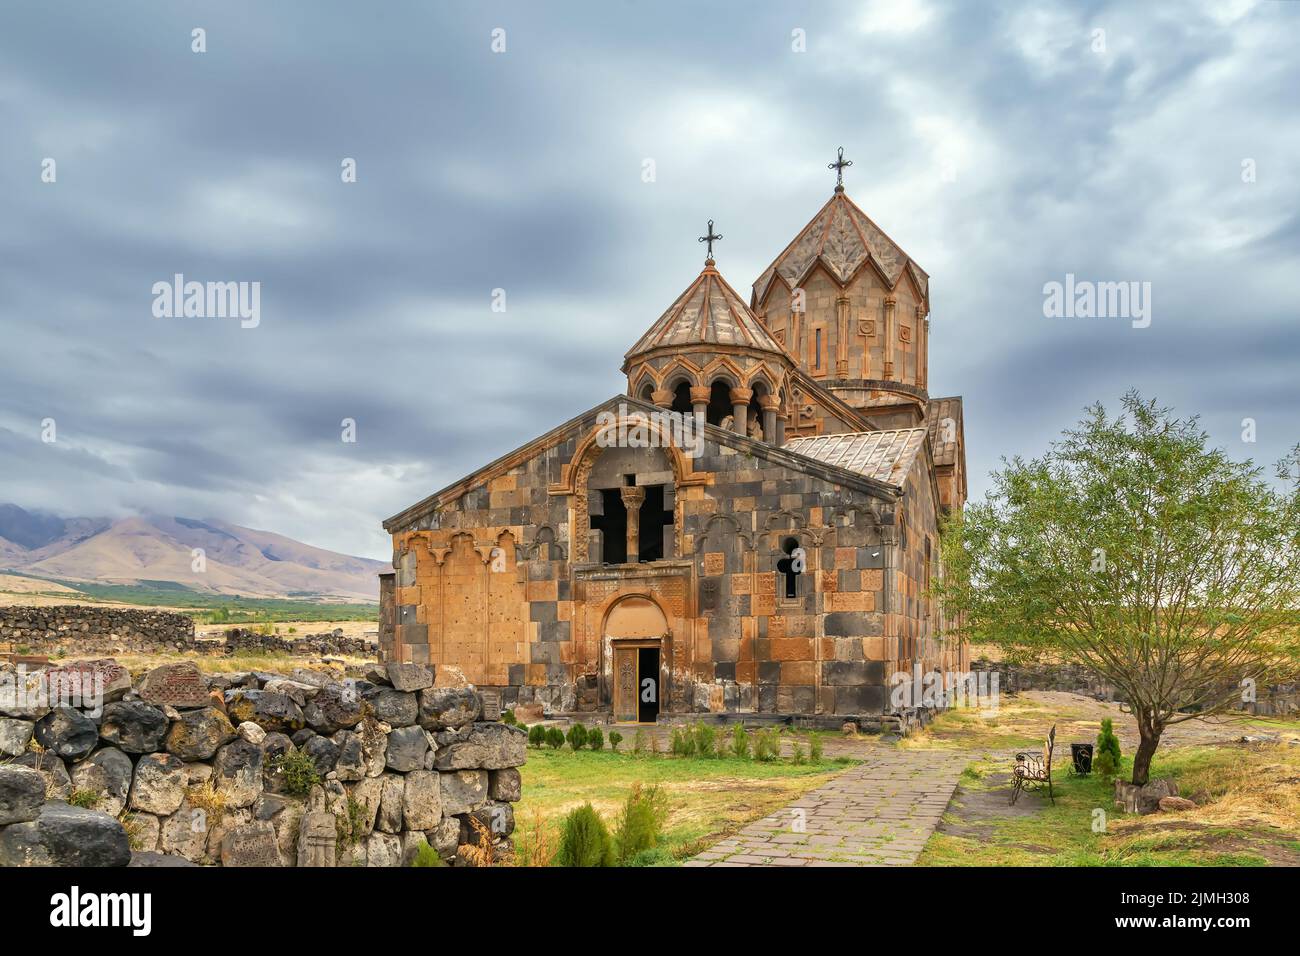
xmin=1130 ymin=729 xmax=1161 ymax=786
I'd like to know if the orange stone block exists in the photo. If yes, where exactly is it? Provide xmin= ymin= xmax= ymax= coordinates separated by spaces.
xmin=863 ymin=636 xmax=889 ymax=660
xmin=782 ymin=660 xmax=816 ymax=684
xmin=820 ymin=570 xmax=837 ymax=593
xmin=829 ymin=590 xmax=874 ymax=612
xmin=526 ymin=579 xmax=557 ymax=602
xmin=752 ymin=594 xmax=776 ymax=617
xmin=835 ymin=547 xmax=857 ymax=569
xmin=703 ymin=552 xmax=725 ymax=575
xmin=861 ymin=569 xmax=884 ymax=591
xmin=735 ymin=661 xmax=757 ymax=685
xmin=730 ymin=574 xmax=752 ymax=595
xmin=770 ymin=637 xmax=813 ymax=661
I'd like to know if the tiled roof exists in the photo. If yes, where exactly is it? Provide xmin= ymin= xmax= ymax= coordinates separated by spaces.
xmin=627 ymin=261 xmax=785 ymax=359
xmin=783 ymin=428 xmax=929 ymax=489
xmin=926 ymin=396 xmax=963 ymax=467
xmin=752 ymin=191 xmax=929 ymax=307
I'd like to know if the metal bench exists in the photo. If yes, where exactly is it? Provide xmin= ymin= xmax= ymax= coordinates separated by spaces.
xmin=1010 ymin=724 xmax=1056 ymax=805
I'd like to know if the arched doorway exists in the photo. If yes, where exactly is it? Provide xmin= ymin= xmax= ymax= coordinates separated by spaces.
xmin=605 ymin=596 xmax=667 ymax=723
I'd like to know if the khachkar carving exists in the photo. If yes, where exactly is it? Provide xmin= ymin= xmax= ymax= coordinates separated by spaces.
xmin=297 ymin=785 xmax=337 ymax=868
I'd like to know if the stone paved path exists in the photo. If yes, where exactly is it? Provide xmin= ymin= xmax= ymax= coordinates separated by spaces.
xmin=686 ymin=748 xmax=973 ymax=867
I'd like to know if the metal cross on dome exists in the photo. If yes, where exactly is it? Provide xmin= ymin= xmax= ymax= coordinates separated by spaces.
xmin=698 ymin=219 xmax=722 ymax=260
xmin=829 ymin=146 xmax=852 ymax=192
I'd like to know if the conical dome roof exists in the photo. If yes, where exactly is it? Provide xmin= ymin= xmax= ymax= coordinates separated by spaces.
xmin=751 ymin=190 xmax=929 ymax=308
xmin=626 ymin=259 xmax=786 ymax=360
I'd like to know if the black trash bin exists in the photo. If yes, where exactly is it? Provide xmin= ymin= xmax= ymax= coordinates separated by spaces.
xmin=1071 ymin=743 xmax=1093 ymax=775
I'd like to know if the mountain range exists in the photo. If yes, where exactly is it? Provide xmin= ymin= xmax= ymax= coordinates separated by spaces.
xmin=0 ymin=504 xmax=386 ymax=602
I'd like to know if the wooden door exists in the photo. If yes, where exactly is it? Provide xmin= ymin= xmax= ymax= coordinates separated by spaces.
xmin=613 ymin=646 xmax=638 ymax=723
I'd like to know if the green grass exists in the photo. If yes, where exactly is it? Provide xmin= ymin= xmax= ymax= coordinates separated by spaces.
xmin=515 ymin=747 xmax=850 ymax=865
xmin=918 ymin=743 xmax=1297 ymax=867
xmin=1 ymin=573 xmax=377 ymax=622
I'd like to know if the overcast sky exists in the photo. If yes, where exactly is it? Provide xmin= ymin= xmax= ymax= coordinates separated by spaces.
xmin=1 ymin=0 xmax=1297 ymax=560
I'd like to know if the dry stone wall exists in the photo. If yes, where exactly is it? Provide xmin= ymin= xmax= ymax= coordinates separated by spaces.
xmin=0 ymin=606 xmax=194 ymax=653
xmin=0 ymin=658 xmax=523 ymax=867
xmin=0 ymin=607 xmax=377 ymax=659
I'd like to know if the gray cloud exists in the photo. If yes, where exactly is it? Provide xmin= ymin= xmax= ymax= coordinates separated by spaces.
xmin=1 ymin=0 xmax=1297 ymax=559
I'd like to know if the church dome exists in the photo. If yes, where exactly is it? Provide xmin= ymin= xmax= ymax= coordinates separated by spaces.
xmin=750 ymin=189 xmax=929 ymax=311
xmin=625 ymin=258 xmax=786 ymax=362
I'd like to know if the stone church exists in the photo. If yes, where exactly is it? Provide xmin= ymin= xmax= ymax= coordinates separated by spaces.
xmin=380 ymin=154 xmax=969 ymax=726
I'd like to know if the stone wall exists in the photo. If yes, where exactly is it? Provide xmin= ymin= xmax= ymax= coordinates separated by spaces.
xmin=0 ymin=658 xmax=524 ymax=867
xmin=0 ymin=608 xmax=377 ymax=660
xmin=969 ymin=659 xmax=1297 ymax=716
xmin=0 ymin=605 xmax=194 ymax=653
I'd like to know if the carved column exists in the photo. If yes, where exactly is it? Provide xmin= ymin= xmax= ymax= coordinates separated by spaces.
xmin=760 ymin=394 xmax=780 ymax=446
xmin=789 ymin=305 xmax=801 ymax=362
xmin=835 ymin=296 xmax=850 ymax=378
xmin=883 ymin=295 xmax=897 ymax=381
xmin=729 ymin=386 xmax=752 ymax=436
xmin=620 ymin=485 xmax=645 ymax=563
xmin=917 ymin=307 xmax=928 ymax=390
xmin=650 ymin=387 xmax=673 ymax=408
xmin=689 ymin=385 xmax=710 ymax=421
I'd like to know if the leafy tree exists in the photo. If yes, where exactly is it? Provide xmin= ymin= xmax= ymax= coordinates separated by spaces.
xmin=587 ymin=726 xmax=604 ymax=750
xmin=527 ymin=724 xmax=547 ymax=748
xmin=937 ymin=393 xmax=1300 ymax=785
xmin=545 ymin=727 xmax=565 ymax=750
xmin=608 ymin=730 xmax=623 ymax=751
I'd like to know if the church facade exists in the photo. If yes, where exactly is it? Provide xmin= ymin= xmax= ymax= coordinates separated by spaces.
xmin=379 ymin=158 xmax=969 ymax=726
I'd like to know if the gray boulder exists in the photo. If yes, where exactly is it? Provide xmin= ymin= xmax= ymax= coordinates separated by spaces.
xmin=34 ymin=707 xmax=98 ymax=761
xmin=302 ymin=734 xmax=340 ymax=775
xmin=212 ymin=739 xmax=264 ymax=808
xmin=365 ymin=831 xmax=402 ymax=867
xmin=0 ymin=717 xmax=35 ymax=756
xmin=385 ymin=662 xmax=434 ymax=692
xmin=376 ymin=774 xmax=404 ymax=833
xmin=129 ymin=752 xmax=187 ymax=815
xmin=137 ymin=661 xmax=209 ymax=709
xmin=440 ymin=769 xmax=488 ymax=816
xmin=0 ymin=801 xmax=132 ymax=867
xmin=433 ymin=722 xmax=526 ymax=771
xmin=224 ymin=690 xmax=305 ymax=735
xmin=401 ymin=770 xmax=442 ymax=830
xmin=365 ymin=687 xmax=418 ymax=727
xmin=489 ymin=767 xmax=522 ymax=802
xmin=0 ymin=765 xmax=46 ymax=825
xmin=165 ymin=706 xmax=236 ymax=761
xmin=98 ymin=701 xmax=169 ymax=754
xmin=10 ymin=751 xmax=72 ymax=800
xmin=385 ymin=725 xmax=429 ymax=772
xmin=303 ymin=683 xmax=365 ymax=734
xmin=417 ymin=687 xmax=480 ymax=731
xmin=70 ymin=747 xmax=134 ymax=815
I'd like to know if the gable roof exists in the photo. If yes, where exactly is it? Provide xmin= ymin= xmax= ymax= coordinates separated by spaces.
xmin=751 ymin=190 xmax=929 ymax=308
xmin=783 ymin=428 xmax=930 ymax=490
xmin=383 ymin=395 xmax=902 ymax=533
xmin=627 ymin=260 xmax=785 ymax=360
xmin=926 ymin=396 xmax=963 ymax=468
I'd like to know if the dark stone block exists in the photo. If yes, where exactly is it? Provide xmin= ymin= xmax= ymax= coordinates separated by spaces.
xmin=824 ymin=611 xmax=873 ymax=637
xmin=758 ymin=661 xmax=780 ymax=684
xmin=712 ymin=635 xmax=740 ymax=663
xmin=823 ymin=661 xmax=871 ymax=686
xmin=557 ymin=578 xmax=571 ymax=601
xmin=714 ymin=662 xmax=736 ymax=681
xmin=398 ymin=605 xmax=419 ymax=625
xmin=835 ymin=684 xmax=885 ymax=715
xmin=397 ymin=624 xmax=428 ymax=645
xmin=507 ymin=664 xmax=525 ymax=686
xmin=529 ymin=601 xmax=556 ymax=624
xmin=858 ymin=547 xmax=885 ymax=569
xmin=531 ymin=642 xmax=563 ymax=666
xmin=758 ymin=684 xmax=778 ymax=713
xmin=539 ymin=620 xmax=571 ymax=643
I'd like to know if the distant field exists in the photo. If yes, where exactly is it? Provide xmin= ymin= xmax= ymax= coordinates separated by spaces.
xmin=0 ymin=571 xmax=378 ymax=623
